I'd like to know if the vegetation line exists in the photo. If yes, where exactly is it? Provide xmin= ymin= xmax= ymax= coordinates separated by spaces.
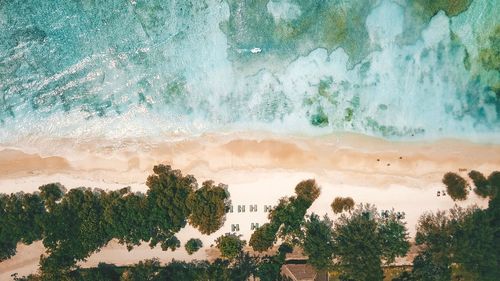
xmin=1 ymin=168 xmax=499 ymax=281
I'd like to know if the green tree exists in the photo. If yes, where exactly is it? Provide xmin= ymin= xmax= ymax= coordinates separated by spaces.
xmin=413 ymin=206 xmax=485 ymax=280
xmin=250 ymin=179 xmax=321 ymax=251
xmin=333 ymin=204 xmax=409 ymax=281
xmin=295 ymin=179 xmax=320 ymax=204
xmin=0 ymin=192 xmax=45 ymax=261
xmin=206 ymin=259 xmax=231 ymax=281
xmin=229 ymin=253 xmax=258 ymax=281
xmin=302 ymin=214 xmax=334 ymax=270
xmin=121 ymin=258 xmax=162 ymax=281
xmin=0 ymin=194 xmax=20 ymax=261
xmin=333 ymin=205 xmax=383 ymax=281
xmin=391 ymin=271 xmax=416 ymax=281
xmin=487 ymin=194 xmax=500 ymax=277
xmin=412 ymin=250 xmax=451 ymax=281
xmin=269 ymin=196 xmax=308 ymax=243
xmin=442 ymin=172 xmax=469 ymax=201
xmin=185 ymin=238 xmax=203 ymax=255
xmin=487 ymin=171 xmax=500 ymax=198
xmin=254 ymin=244 xmax=292 ymax=281
xmin=255 ymin=258 xmax=282 ymax=281
xmin=467 ymin=170 xmax=500 ymax=199
xmin=331 ymin=197 xmax=355 ymax=214
xmin=187 ymin=181 xmax=229 ymax=235
xmin=379 ymin=210 xmax=410 ymax=264
xmin=451 ymin=208 xmax=498 ymax=281
xmin=161 ymin=235 xmax=181 ymax=251
xmin=275 ymin=196 xmax=318 ymax=240
xmin=41 ymin=187 xmax=110 ymax=272
xmin=80 ymin=263 xmax=121 ymax=281
xmin=215 ymin=234 xmax=246 ymax=260
xmin=1 ymin=165 xmax=238 ymax=276
xmin=17 ymin=193 xmax=45 ymax=244
xmin=146 ymin=165 xmax=196 ymax=248
xmin=0 ymin=193 xmax=16 ymax=260
xmin=39 ymin=183 xmax=66 ymax=211
xmin=160 ymin=260 xmax=210 ymax=281
xmin=468 ymin=170 xmax=491 ymax=198
xmin=249 ymin=223 xmax=279 ymax=252
xmin=277 ymin=243 xmax=293 ymax=257
xmin=101 ymin=188 xmax=149 ymax=250
xmin=414 ymin=210 xmax=454 ymax=280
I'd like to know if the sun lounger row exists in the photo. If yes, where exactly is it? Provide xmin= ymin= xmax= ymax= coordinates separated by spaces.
xmin=227 ymin=205 xmax=274 ymax=213
xmin=230 ymin=223 xmax=260 ymax=232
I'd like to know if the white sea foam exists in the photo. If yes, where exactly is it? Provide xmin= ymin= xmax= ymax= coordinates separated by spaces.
xmin=0 ymin=0 xmax=498 ymax=147
xmin=266 ymin=0 xmax=302 ymax=21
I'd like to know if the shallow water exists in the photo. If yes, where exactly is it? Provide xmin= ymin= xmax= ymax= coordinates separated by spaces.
xmin=0 ymin=0 xmax=499 ymax=145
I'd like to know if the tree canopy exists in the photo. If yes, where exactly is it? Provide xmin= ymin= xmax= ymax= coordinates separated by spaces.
xmin=294 ymin=179 xmax=321 ymax=204
xmin=249 ymin=223 xmax=279 ymax=252
xmin=249 ymin=179 xmax=321 ymax=252
xmin=331 ymin=196 xmax=355 ymax=214
xmin=0 ymin=165 xmax=230 ymax=276
xmin=15 ymin=252 xmax=298 ymax=281
xmin=332 ymin=204 xmax=410 ymax=281
xmin=488 ymin=171 xmax=500 ymax=194
xmin=215 ymin=234 xmax=246 ymax=260
xmin=100 ymin=188 xmax=150 ymax=250
xmin=0 ymin=192 xmax=45 ymax=261
xmin=5 ymin=171 xmax=499 ymax=280
xmin=187 ymin=181 xmax=230 ymax=235
xmin=250 ymin=196 xmax=301 ymax=251
xmin=39 ymin=183 xmax=66 ymax=210
xmin=411 ymin=198 xmax=500 ymax=281
xmin=442 ymin=172 xmax=469 ymax=201
xmin=41 ymin=187 xmax=110 ymax=273
xmin=146 ymin=165 xmax=197 ymax=248
xmin=302 ymin=214 xmax=335 ymax=270
xmin=185 ymin=238 xmax=203 ymax=255
xmin=469 ymin=170 xmax=491 ymax=198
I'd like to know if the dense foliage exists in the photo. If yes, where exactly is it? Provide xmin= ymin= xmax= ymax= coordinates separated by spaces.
xmin=410 ymin=196 xmax=500 ymax=281
xmin=215 ymin=233 xmax=246 ymax=260
xmin=332 ymin=204 xmax=410 ymax=281
xmin=100 ymin=187 xmax=150 ymax=250
xmin=184 ymin=238 xmax=203 ymax=255
xmin=294 ymin=179 xmax=321 ymax=204
xmin=0 ymin=165 xmax=229 ymax=276
xmin=468 ymin=170 xmax=491 ymax=198
xmin=248 ymin=222 xmax=279 ymax=252
xmin=41 ymin=187 xmax=110 ymax=273
xmin=145 ymin=165 xmax=196 ymax=249
xmin=302 ymin=214 xmax=335 ymax=270
xmin=14 ymin=250 xmax=297 ymax=281
xmin=249 ymin=179 xmax=320 ymax=251
xmin=4 ymin=170 xmax=499 ymax=280
xmin=468 ymin=170 xmax=500 ymax=199
xmin=187 ymin=181 xmax=230 ymax=235
xmin=442 ymin=172 xmax=469 ymax=201
xmin=0 ymin=192 xmax=45 ymax=261
xmin=331 ymin=196 xmax=355 ymax=214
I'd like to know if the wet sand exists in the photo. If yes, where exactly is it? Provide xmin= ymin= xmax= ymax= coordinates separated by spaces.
xmin=1 ymin=132 xmax=499 ymax=190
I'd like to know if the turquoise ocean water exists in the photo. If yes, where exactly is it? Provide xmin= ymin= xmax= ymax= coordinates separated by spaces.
xmin=0 ymin=0 xmax=499 ymax=145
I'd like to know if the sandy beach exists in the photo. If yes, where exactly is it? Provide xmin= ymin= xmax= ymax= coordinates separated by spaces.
xmin=0 ymin=132 xmax=498 ymax=279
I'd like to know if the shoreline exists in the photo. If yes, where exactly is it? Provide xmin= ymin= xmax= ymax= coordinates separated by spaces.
xmin=1 ymin=132 xmax=499 ymax=191
xmin=0 ymin=132 xmax=498 ymax=279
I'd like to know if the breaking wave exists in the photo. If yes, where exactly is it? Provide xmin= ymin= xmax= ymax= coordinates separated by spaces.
xmin=0 ymin=0 xmax=499 ymax=145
